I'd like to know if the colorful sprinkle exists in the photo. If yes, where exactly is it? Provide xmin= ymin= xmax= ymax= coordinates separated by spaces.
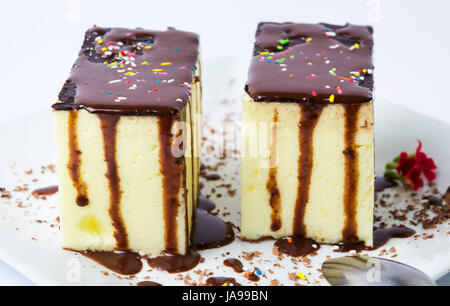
xmin=297 ymin=272 xmax=307 ymax=281
xmin=329 ymin=94 xmax=335 ymax=103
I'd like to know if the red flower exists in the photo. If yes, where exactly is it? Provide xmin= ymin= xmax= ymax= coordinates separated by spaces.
xmin=395 ymin=140 xmax=437 ymax=190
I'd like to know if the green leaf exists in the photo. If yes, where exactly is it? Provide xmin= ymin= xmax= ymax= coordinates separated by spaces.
xmin=385 ymin=161 xmax=397 ymax=170
xmin=384 ymin=170 xmax=401 ymax=180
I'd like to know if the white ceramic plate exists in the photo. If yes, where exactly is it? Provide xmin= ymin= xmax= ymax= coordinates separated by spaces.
xmin=0 ymin=58 xmax=449 ymax=286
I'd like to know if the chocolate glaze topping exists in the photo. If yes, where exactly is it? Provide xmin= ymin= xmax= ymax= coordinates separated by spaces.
xmin=246 ymin=22 xmax=373 ymax=103
xmin=53 ymin=26 xmax=199 ymax=115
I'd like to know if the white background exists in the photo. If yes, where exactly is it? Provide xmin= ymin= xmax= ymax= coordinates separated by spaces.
xmin=0 ymin=0 xmax=449 ymax=285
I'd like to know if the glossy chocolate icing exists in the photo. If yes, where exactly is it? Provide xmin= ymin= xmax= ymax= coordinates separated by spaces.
xmin=246 ymin=22 xmax=373 ymax=103
xmin=53 ymin=26 xmax=200 ymax=115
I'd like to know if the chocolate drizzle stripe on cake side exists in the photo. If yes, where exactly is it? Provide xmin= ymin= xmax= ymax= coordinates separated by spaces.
xmin=159 ymin=115 xmax=183 ymax=253
xmin=266 ymin=109 xmax=282 ymax=232
xmin=98 ymin=114 xmax=128 ymax=249
xmin=293 ymin=104 xmax=324 ymax=236
xmin=188 ymin=98 xmax=196 ymax=246
xmin=342 ymin=104 xmax=361 ymax=241
xmin=67 ymin=111 xmax=89 ymax=207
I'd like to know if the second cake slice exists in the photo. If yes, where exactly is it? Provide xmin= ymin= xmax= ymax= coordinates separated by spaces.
xmin=241 ymin=22 xmax=375 ymax=246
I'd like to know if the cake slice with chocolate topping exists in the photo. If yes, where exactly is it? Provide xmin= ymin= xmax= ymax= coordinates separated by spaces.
xmin=241 ymin=22 xmax=375 ymax=246
xmin=53 ymin=26 xmax=201 ymax=256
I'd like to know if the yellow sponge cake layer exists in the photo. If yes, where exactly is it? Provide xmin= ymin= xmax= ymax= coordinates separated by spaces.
xmin=54 ymin=92 xmax=199 ymax=256
xmin=241 ymin=94 xmax=374 ymax=246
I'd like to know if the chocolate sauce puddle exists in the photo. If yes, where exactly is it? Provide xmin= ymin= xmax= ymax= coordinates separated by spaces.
xmin=375 ymin=176 xmax=397 ymax=193
xmin=275 ymin=237 xmax=321 ymax=256
xmin=81 ymin=250 xmax=142 ymax=275
xmin=246 ymin=271 xmax=260 ymax=282
xmin=145 ymin=198 xmax=233 ymax=273
xmin=98 ymin=114 xmax=128 ymax=249
xmin=267 ymin=110 xmax=281 ymax=231
xmin=147 ymin=249 xmax=201 ymax=273
xmin=137 ymin=281 xmax=163 ymax=286
xmin=293 ymin=104 xmax=324 ymax=236
xmin=335 ymin=226 xmax=416 ymax=252
xmin=342 ymin=104 xmax=361 ymax=242
xmin=194 ymin=208 xmax=235 ymax=250
xmin=32 ymin=185 xmax=58 ymax=196
xmin=224 ymin=258 xmax=244 ymax=273
xmin=67 ymin=111 xmax=89 ymax=207
xmin=198 ymin=195 xmax=215 ymax=211
xmin=204 ymin=173 xmax=221 ymax=181
xmin=275 ymin=226 xmax=415 ymax=256
xmin=205 ymin=277 xmax=242 ymax=286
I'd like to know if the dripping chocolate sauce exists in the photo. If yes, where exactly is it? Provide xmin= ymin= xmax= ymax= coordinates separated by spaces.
xmin=81 ymin=196 xmax=234 ymax=275
xmin=266 ymin=110 xmax=281 ymax=232
xmin=98 ymin=114 xmax=128 ymax=250
xmin=275 ymin=176 xmax=415 ymax=256
xmin=32 ymin=185 xmax=58 ymax=196
xmin=158 ymin=115 xmax=183 ymax=254
xmin=69 ymin=111 xmax=233 ymax=275
xmin=293 ymin=104 xmax=324 ymax=236
xmin=148 ymin=204 xmax=235 ymax=273
xmin=67 ymin=111 xmax=89 ymax=207
xmin=342 ymin=104 xmax=361 ymax=242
